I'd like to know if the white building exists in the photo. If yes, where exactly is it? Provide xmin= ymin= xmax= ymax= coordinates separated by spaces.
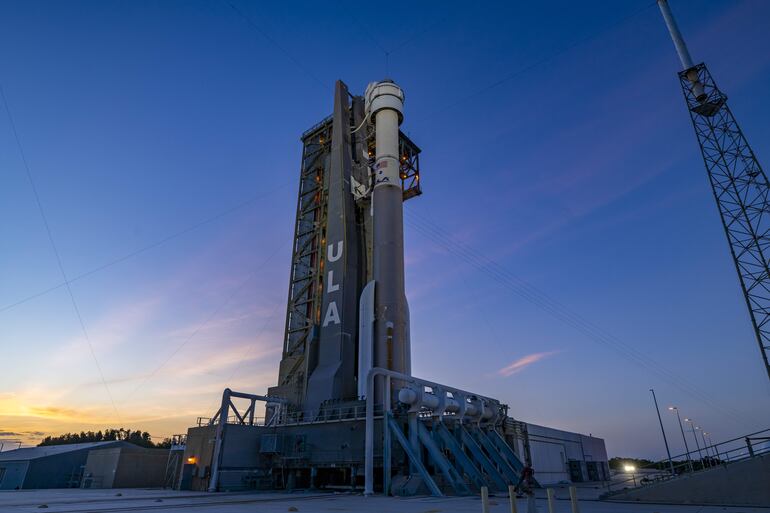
xmin=513 ymin=423 xmax=609 ymax=485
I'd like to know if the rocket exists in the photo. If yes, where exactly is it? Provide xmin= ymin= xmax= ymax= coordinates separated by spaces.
xmin=358 ymin=80 xmax=411 ymax=399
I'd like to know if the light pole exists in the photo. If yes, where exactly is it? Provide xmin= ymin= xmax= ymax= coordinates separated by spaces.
xmin=684 ymin=418 xmax=704 ymax=467
xmin=699 ymin=429 xmax=711 ymax=466
xmin=668 ymin=406 xmax=693 ymax=472
xmin=705 ymin=432 xmax=719 ymax=462
xmin=650 ymin=389 xmax=675 ymax=474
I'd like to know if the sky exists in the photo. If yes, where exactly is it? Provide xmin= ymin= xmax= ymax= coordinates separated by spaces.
xmin=1 ymin=0 xmax=770 ymax=459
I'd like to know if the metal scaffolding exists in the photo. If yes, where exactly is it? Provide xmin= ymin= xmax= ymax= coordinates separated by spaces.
xmin=678 ymin=63 xmax=770 ymax=380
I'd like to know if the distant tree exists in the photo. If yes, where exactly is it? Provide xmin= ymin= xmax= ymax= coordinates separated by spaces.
xmin=154 ymin=438 xmax=173 ymax=449
xmin=38 ymin=428 xmax=167 ymax=448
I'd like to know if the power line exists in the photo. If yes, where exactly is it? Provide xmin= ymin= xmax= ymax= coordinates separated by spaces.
xmin=388 ymin=13 xmax=450 ymax=56
xmin=1 ymin=82 xmax=122 ymax=424
xmin=349 ymin=7 xmax=451 ymax=77
xmin=404 ymin=207 xmax=758 ymax=428
xmin=123 ymin=238 xmax=290 ymax=402
xmin=0 ymin=180 xmax=290 ymax=315
xmin=200 ymin=301 xmax=283 ymax=418
xmin=223 ymin=0 xmax=327 ymax=89
xmin=428 ymin=1 xmax=657 ymax=117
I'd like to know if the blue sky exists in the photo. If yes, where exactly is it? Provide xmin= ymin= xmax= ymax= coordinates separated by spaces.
xmin=1 ymin=0 xmax=770 ymax=458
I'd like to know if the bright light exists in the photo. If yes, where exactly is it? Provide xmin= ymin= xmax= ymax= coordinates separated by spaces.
xmin=187 ymin=457 xmax=197 ymax=464
xmin=623 ymin=464 xmax=636 ymax=472
xmin=668 ymin=406 xmax=676 ymax=411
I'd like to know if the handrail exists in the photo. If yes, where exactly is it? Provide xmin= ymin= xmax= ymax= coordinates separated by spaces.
xmin=605 ymin=427 xmax=770 ymax=493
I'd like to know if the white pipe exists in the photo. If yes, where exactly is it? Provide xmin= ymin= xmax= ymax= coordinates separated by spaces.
xmin=657 ymin=0 xmax=694 ymax=70
xmin=657 ymin=0 xmax=706 ymax=101
xmin=396 ymin=387 xmax=496 ymax=419
xmin=357 ymin=281 xmax=375 ymax=397
xmin=365 ymin=367 xmax=501 ymax=496
xmin=397 ymin=388 xmax=461 ymax=413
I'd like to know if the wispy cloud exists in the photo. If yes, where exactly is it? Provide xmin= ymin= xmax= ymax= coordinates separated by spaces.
xmin=497 ymin=351 xmax=559 ymax=377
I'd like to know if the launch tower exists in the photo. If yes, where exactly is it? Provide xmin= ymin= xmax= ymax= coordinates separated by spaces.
xmin=267 ymin=80 xmax=420 ymax=416
xmin=179 ymin=79 xmax=610 ymax=496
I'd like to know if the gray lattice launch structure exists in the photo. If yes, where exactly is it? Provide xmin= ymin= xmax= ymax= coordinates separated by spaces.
xmin=179 ymin=80 xmax=608 ymax=495
xmin=659 ymin=0 xmax=770 ymax=381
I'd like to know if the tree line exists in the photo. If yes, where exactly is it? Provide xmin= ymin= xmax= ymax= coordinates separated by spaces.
xmin=38 ymin=428 xmax=172 ymax=448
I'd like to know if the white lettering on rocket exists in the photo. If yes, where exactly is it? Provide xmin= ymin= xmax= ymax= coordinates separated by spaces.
xmin=322 ymin=240 xmax=344 ymax=326
xmin=327 ymin=241 xmax=343 ymax=262
xmin=323 ymin=301 xmax=340 ymax=327
xmin=327 ymin=270 xmax=339 ymax=293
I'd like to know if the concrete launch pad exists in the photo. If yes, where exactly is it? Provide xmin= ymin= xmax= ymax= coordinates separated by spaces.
xmin=1 ymin=488 xmax=767 ymax=513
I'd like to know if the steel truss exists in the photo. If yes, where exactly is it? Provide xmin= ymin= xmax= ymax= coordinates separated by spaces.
xmin=680 ymin=63 xmax=770 ymax=380
xmin=275 ymin=118 xmax=332 ymax=405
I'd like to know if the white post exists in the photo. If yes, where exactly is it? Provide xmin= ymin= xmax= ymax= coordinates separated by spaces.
xmin=481 ymin=486 xmax=490 ymax=513
xmin=546 ymin=488 xmax=556 ymax=513
xmin=509 ymin=484 xmax=519 ymax=513
xmin=569 ymin=486 xmax=580 ymax=513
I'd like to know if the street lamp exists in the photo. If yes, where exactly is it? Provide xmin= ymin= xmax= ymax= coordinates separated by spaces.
xmin=705 ymin=432 xmax=719 ymax=462
xmin=698 ymin=428 xmax=711 ymax=467
xmin=650 ymin=389 xmax=675 ymax=475
xmin=684 ymin=418 xmax=704 ymax=467
xmin=668 ymin=406 xmax=693 ymax=472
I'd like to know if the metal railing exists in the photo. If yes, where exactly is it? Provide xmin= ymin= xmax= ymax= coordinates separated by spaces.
xmin=605 ymin=427 xmax=770 ymax=493
xmin=200 ymin=405 xmax=385 ymax=428
xmin=274 ymin=404 xmax=383 ymax=426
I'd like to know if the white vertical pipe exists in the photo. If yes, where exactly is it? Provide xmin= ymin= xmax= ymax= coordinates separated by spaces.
xmin=657 ymin=0 xmax=695 ymax=70
xmin=357 ymin=281 xmax=375 ymax=397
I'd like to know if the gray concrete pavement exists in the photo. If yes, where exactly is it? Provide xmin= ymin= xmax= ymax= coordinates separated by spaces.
xmin=0 ymin=489 xmax=767 ymax=513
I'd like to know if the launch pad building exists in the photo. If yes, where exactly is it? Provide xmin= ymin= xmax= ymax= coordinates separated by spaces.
xmin=180 ymin=79 xmax=608 ymax=495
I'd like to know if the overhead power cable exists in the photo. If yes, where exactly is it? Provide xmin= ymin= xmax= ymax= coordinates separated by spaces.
xmin=201 ymin=300 xmax=283 ymax=417
xmin=1 ymin=82 xmax=122 ymax=424
xmin=0 ymin=181 xmax=290 ymax=315
xmin=350 ymin=7 xmax=450 ymax=77
xmin=404 ymin=207 xmax=758 ymax=429
xmin=224 ymin=0 xmax=327 ymax=89
xmin=123 ymin=237 xmax=290 ymax=402
xmin=429 ymin=1 xmax=657 ymax=117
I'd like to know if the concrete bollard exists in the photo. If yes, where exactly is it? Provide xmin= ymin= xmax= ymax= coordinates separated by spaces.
xmin=508 ymin=485 xmax=518 ymax=513
xmin=481 ymin=486 xmax=490 ymax=513
xmin=569 ymin=486 xmax=580 ymax=513
xmin=546 ymin=488 xmax=556 ymax=513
